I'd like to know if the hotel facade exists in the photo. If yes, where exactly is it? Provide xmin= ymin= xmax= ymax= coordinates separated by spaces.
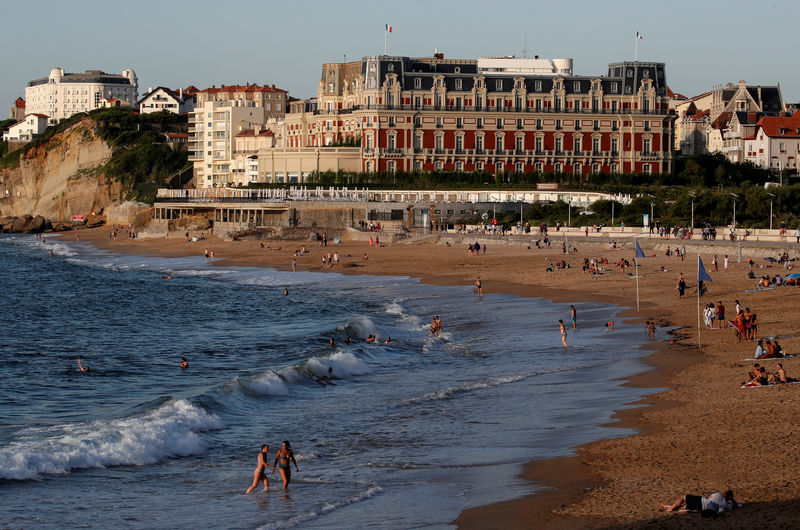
xmin=259 ymin=54 xmax=676 ymax=183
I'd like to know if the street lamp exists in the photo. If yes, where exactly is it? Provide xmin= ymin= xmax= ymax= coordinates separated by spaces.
xmin=688 ymin=191 xmax=696 ymax=229
xmin=730 ymin=193 xmax=739 ymax=228
xmin=767 ymin=193 xmax=776 ymax=230
xmin=567 ymin=195 xmax=572 ymax=227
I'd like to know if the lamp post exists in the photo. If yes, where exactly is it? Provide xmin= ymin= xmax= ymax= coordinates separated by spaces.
xmin=688 ymin=191 xmax=696 ymax=229
xmin=767 ymin=193 xmax=775 ymax=230
xmin=730 ymin=193 xmax=739 ymax=229
xmin=567 ymin=196 xmax=572 ymax=228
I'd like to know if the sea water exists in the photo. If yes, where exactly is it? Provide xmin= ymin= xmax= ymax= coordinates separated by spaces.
xmin=0 ymin=235 xmax=662 ymax=529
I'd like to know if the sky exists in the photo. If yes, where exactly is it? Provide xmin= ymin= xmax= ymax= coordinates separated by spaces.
xmin=3 ymin=0 xmax=800 ymax=113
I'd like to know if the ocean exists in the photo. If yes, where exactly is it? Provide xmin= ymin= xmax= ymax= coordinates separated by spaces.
xmin=0 ymin=234 xmax=661 ymax=529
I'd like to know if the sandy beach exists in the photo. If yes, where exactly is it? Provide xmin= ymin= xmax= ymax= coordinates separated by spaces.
xmin=72 ymin=226 xmax=800 ymax=528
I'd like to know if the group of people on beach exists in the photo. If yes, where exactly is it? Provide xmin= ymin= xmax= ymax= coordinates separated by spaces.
xmin=743 ymin=362 xmax=793 ymax=386
xmin=245 ymin=441 xmax=299 ymax=493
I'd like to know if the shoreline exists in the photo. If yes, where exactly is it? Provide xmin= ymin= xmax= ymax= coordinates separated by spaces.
xmin=45 ymin=227 xmax=800 ymax=527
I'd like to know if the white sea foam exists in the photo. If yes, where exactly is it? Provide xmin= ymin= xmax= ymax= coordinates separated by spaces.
xmin=337 ymin=315 xmax=377 ymax=339
xmin=242 ymin=372 xmax=290 ymax=396
xmin=306 ymin=350 xmax=371 ymax=378
xmin=0 ymin=399 xmax=223 ymax=480
xmin=257 ymin=485 xmax=383 ymax=529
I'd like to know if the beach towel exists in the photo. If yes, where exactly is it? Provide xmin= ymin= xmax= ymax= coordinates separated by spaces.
xmin=741 ymin=354 xmax=793 ymax=361
xmin=741 ymin=381 xmax=800 ymax=389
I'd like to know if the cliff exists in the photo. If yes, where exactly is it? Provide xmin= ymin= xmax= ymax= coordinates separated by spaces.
xmin=0 ymin=108 xmax=188 ymax=224
xmin=0 ymin=117 xmax=119 ymax=221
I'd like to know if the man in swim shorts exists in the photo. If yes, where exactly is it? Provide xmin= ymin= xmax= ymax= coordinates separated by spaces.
xmin=570 ymin=305 xmax=577 ymax=329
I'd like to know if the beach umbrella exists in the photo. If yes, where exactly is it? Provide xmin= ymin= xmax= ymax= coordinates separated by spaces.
xmin=786 ymin=273 xmax=800 ymax=279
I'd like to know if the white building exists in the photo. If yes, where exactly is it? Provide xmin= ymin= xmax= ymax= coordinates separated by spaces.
xmin=477 ymin=56 xmax=573 ymax=76
xmin=2 ymin=114 xmax=49 ymax=142
xmin=744 ymin=113 xmax=800 ymax=173
xmin=232 ymin=128 xmax=275 ymax=185
xmin=189 ymin=101 xmax=267 ymax=187
xmin=138 ymin=86 xmax=197 ymax=115
xmin=25 ymin=67 xmax=138 ymax=123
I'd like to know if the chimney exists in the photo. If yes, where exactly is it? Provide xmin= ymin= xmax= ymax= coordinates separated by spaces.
xmin=272 ymin=84 xmax=275 ymax=89
xmin=179 ymin=88 xmax=183 ymax=100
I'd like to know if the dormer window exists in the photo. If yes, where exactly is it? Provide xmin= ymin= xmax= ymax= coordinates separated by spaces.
xmin=387 ymin=63 xmax=395 ymax=72
xmin=573 ymin=81 xmax=580 ymax=92
xmin=414 ymin=78 xmax=422 ymax=89
xmin=455 ymin=79 xmax=463 ymax=90
xmin=535 ymin=80 xmax=542 ymax=92
xmin=496 ymin=80 xmax=503 ymax=91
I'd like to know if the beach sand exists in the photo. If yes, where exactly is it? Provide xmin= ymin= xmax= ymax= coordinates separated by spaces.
xmin=72 ymin=227 xmax=800 ymax=528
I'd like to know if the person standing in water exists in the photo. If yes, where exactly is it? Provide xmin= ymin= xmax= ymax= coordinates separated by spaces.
xmin=246 ymin=444 xmax=274 ymax=493
xmin=570 ymin=305 xmax=577 ymax=329
xmin=558 ymin=320 xmax=568 ymax=348
xmin=273 ymin=440 xmax=299 ymax=490
xmin=474 ymin=276 xmax=483 ymax=295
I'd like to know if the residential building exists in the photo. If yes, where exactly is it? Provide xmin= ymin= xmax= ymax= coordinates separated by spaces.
xmin=9 ymin=97 xmax=25 ymax=120
xmin=138 ymin=86 xmax=198 ymax=115
xmin=188 ymin=84 xmax=288 ymax=187
xmin=674 ymin=81 xmax=785 ymax=157
xmin=2 ymin=114 xmax=49 ymax=142
xmin=259 ymin=53 xmax=676 ymax=183
xmin=232 ymin=127 xmax=275 ymax=185
xmin=25 ymin=67 xmax=138 ymax=123
xmin=98 ymin=97 xmax=130 ymax=109
xmin=744 ymin=113 xmax=800 ymax=174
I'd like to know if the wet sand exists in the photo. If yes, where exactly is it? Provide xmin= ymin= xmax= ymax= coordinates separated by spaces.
xmin=73 ymin=227 xmax=800 ymax=527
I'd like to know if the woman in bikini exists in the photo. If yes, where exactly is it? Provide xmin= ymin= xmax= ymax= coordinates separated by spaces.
xmin=245 ymin=444 xmax=274 ymax=493
xmin=273 ymin=440 xmax=299 ymax=490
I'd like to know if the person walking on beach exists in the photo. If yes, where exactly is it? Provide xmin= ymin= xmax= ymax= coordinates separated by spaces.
xmin=724 ymin=255 xmax=729 ymax=272
xmin=273 ymin=441 xmax=299 ymax=490
xmin=559 ymin=320 xmax=568 ymax=348
xmin=474 ymin=276 xmax=483 ymax=295
xmin=570 ymin=305 xmax=577 ymax=329
xmin=246 ymin=444 xmax=274 ymax=493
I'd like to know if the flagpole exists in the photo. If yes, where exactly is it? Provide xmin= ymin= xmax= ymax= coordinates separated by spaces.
xmin=384 ymin=29 xmax=387 ymax=55
xmin=635 ymin=258 xmax=640 ymax=312
xmin=697 ymin=255 xmax=701 ymax=348
xmin=635 ymin=31 xmax=638 ymax=61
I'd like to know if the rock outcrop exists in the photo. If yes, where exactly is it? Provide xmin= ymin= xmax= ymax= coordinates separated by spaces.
xmin=0 ymin=117 xmax=121 ymax=223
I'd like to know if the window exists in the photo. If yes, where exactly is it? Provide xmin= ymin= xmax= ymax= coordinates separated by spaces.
xmin=535 ymin=99 xmax=542 ymax=111
xmin=497 ymin=119 xmax=503 ymax=129
xmin=535 ymin=80 xmax=542 ymax=92
xmin=611 ymin=100 xmax=618 ymax=111
xmin=555 ymin=163 xmax=562 ymax=172
xmin=574 ymin=164 xmax=581 ymax=176
xmin=643 ymin=164 xmax=652 ymax=175
xmin=455 ymin=161 xmax=463 ymax=172
xmin=536 ymin=119 xmax=542 ymax=130
xmin=455 ymin=79 xmax=463 ymax=90
xmin=555 ymin=137 xmax=563 ymax=154
xmin=592 ymin=137 xmax=600 ymax=154
xmin=496 ymin=79 xmax=503 ymax=91
xmin=477 ymin=117 xmax=483 ymax=129
xmin=476 ymin=135 xmax=484 ymax=152
xmin=435 ymin=161 xmax=443 ymax=171
xmin=573 ymin=81 xmax=581 ymax=92
xmin=535 ymin=162 xmax=543 ymax=172
xmin=388 ymin=116 xmax=395 ymax=127
xmin=414 ymin=116 xmax=421 ymax=127
xmin=435 ymin=135 xmax=444 ymax=153
xmin=643 ymin=138 xmax=651 ymax=154
xmin=436 ymin=117 xmax=442 ymax=128
xmin=593 ymin=120 xmax=599 ymax=131
xmin=456 ymin=117 xmax=463 ymax=128
xmin=611 ymin=163 xmax=619 ymax=172
xmin=387 ymin=161 xmax=396 ymax=173
xmin=414 ymin=160 xmax=422 ymax=170
xmin=575 ymin=120 xmax=581 ymax=130
xmin=554 ymin=98 xmax=561 ymax=111
xmin=517 ymin=118 xmax=523 ymax=129
xmin=328 ymin=83 xmax=334 ymax=93
xmin=414 ymin=78 xmax=422 ymax=89
xmin=515 ymin=161 xmax=524 ymax=172
xmin=574 ymin=137 xmax=581 ymax=152
xmin=556 ymin=119 xmax=562 ymax=130
xmin=644 ymin=121 xmax=650 ymax=131
xmin=456 ymin=135 xmax=463 ymax=152
xmin=611 ymin=82 xmax=618 ymax=93
xmin=476 ymin=95 xmax=483 ymax=110
xmin=496 ymin=136 xmax=504 ymax=152
xmin=414 ymin=134 xmax=422 ymax=151
xmin=387 ymin=134 xmax=396 ymax=151
xmin=612 ymin=120 xmax=618 ymax=131
xmin=535 ymin=136 xmax=543 ymax=154
xmin=476 ymin=161 xmax=484 ymax=171
xmin=516 ymin=136 xmax=524 ymax=153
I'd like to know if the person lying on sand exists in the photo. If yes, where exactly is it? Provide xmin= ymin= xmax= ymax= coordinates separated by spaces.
xmin=661 ymin=490 xmax=736 ymax=513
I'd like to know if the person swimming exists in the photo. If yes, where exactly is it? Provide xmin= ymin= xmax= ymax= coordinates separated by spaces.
xmin=605 ymin=322 xmax=614 ymax=332
xmin=365 ymin=334 xmax=376 ymax=343
xmin=180 ymin=357 xmax=189 ymax=370
xmin=283 ymin=288 xmax=288 ymax=296
xmin=384 ymin=337 xmax=392 ymax=343
xmin=77 ymin=359 xmax=90 ymax=372
xmin=272 ymin=441 xmax=299 ymax=490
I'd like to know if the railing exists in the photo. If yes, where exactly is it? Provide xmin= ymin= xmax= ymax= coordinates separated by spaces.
xmin=308 ymin=104 xmax=672 ymax=116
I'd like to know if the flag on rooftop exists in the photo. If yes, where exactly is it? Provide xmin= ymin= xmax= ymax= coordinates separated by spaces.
xmin=698 ymin=257 xmax=713 ymax=283
xmin=636 ymin=31 xmax=644 ymax=40
xmin=385 ymin=24 xmax=392 ymax=33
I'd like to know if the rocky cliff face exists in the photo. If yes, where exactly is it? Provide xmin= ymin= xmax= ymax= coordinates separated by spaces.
xmin=0 ymin=118 xmax=121 ymax=222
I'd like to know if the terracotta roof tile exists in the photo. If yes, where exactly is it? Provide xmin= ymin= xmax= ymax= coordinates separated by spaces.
xmin=753 ymin=115 xmax=800 ymax=138
xmin=15 ymin=97 xmax=25 ymax=108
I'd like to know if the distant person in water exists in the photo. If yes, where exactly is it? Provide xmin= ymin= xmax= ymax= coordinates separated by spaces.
xmin=329 ymin=338 xmax=335 ymax=348
xmin=365 ymin=334 xmax=376 ymax=343
xmin=605 ymin=322 xmax=615 ymax=332
xmin=180 ymin=357 xmax=189 ymax=370
xmin=315 ymin=375 xmax=337 ymax=386
xmin=559 ymin=320 xmax=568 ymax=348
xmin=384 ymin=337 xmax=392 ymax=343
xmin=273 ymin=441 xmax=299 ymax=490
xmin=570 ymin=305 xmax=577 ymax=329
xmin=474 ymin=276 xmax=483 ymax=295
xmin=284 ymin=288 xmax=288 ymax=296
xmin=245 ymin=444 xmax=274 ymax=493
xmin=344 ymin=336 xmax=352 ymax=344
xmin=77 ymin=359 xmax=90 ymax=372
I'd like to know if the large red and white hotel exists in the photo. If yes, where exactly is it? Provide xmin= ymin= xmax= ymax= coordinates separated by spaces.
xmin=258 ymin=53 xmax=676 ymax=183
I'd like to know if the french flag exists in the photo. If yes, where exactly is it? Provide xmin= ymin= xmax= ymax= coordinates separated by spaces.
xmin=636 ymin=31 xmax=644 ymax=40
xmin=385 ymin=24 xmax=392 ymax=33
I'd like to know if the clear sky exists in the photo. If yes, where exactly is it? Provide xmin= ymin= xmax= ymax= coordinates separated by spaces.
xmin=3 ymin=0 xmax=800 ymax=113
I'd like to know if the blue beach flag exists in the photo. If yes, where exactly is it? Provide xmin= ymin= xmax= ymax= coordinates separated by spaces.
xmin=635 ymin=239 xmax=646 ymax=258
xmin=698 ymin=257 xmax=713 ymax=283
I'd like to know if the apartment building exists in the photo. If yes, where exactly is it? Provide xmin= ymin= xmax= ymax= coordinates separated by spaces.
xmin=259 ymin=53 xmax=676 ymax=183
xmin=138 ymin=86 xmax=197 ymax=115
xmin=188 ymin=84 xmax=287 ymax=187
xmin=25 ymin=67 xmax=138 ymax=123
